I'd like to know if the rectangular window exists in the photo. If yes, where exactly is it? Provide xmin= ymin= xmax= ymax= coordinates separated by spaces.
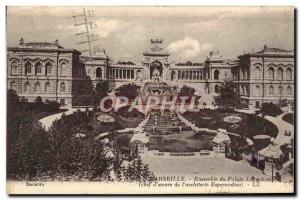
xmin=37 ymin=67 xmax=42 ymax=74
xmin=127 ymin=70 xmax=130 ymax=79
xmin=60 ymin=99 xmax=65 ymax=106
xmin=255 ymin=101 xmax=260 ymax=108
xmin=25 ymin=66 xmax=31 ymax=75
xmin=123 ymin=70 xmax=126 ymax=79
xmin=12 ymin=67 xmax=17 ymax=75
xmin=47 ymin=67 xmax=52 ymax=75
xmin=112 ymin=69 xmax=115 ymax=79
xmin=131 ymin=70 xmax=134 ymax=79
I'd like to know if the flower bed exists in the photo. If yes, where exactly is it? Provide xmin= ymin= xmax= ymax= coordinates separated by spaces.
xmin=223 ymin=115 xmax=242 ymax=124
xmin=183 ymin=109 xmax=278 ymax=140
xmin=97 ymin=114 xmax=115 ymax=123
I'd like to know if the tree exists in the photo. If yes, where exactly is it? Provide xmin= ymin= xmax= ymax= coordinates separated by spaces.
xmin=44 ymin=100 xmax=60 ymax=112
xmin=121 ymin=156 xmax=155 ymax=182
xmin=185 ymin=61 xmax=192 ymax=66
xmin=178 ymin=85 xmax=195 ymax=100
xmin=7 ymin=120 xmax=53 ymax=179
xmin=7 ymin=89 xmax=19 ymax=120
xmin=215 ymin=80 xmax=242 ymax=108
xmin=115 ymin=134 xmax=131 ymax=154
xmin=73 ymin=76 xmax=95 ymax=106
xmin=95 ymin=80 xmax=109 ymax=105
xmin=117 ymin=83 xmax=140 ymax=102
xmin=34 ymin=96 xmax=44 ymax=112
xmin=261 ymin=102 xmax=283 ymax=117
xmin=54 ymin=137 xmax=112 ymax=180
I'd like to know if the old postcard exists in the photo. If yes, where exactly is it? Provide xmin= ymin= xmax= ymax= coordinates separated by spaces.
xmin=6 ymin=6 xmax=295 ymax=194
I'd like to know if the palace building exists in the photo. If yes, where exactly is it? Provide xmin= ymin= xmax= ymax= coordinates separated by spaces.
xmin=7 ymin=38 xmax=82 ymax=106
xmin=7 ymin=38 xmax=294 ymax=109
xmin=232 ymin=45 xmax=294 ymax=108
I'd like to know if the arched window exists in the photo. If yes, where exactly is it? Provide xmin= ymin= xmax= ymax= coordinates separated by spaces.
xmin=215 ymin=85 xmax=219 ymax=93
xmin=269 ymin=86 xmax=274 ymax=95
xmin=136 ymin=70 xmax=142 ymax=80
xmin=35 ymin=62 xmax=42 ymax=75
xmin=255 ymin=66 xmax=261 ymax=79
xmin=60 ymin=62 xmax=68 ymax=76
xmin=10 ymin=81 xmax=17 ymax=91
xmin=214 ymin=70 xmax=220 ymax=80
xmin=45 ymin=82 xmax=51 ymax=92
xmin=60 ymin=82 xmax=65 ymax=92
xmin=34 ymin=82 xmax=41 ymax=93
xmin=278 ymin=86 xmax=283 ymax=96
xmin=25 ymin=62 xmax=32 ymax=75
xmin=277 ymin=67 xmax=283 ymax=80
xmin=96 ymin=67 xmax=102 ymax=78
xmin=286 ymin=67 xmax=292 ymax=80
xmin=11 ymin=61 xmax=18 ymax=75
xmin=45 ymin=62 xmax=52 ymax=76
xmin=24 ymin=82 xmax=31 ymax=93
xmin=255 ymin=85 xmax=261 ymax=96
xmin=171 ymin=71 xmax=176 ymax=81
xmin=287 ymin=86 xmax=292 ymax=96
xmin=268 ymin=67 xmax=274 ymax=80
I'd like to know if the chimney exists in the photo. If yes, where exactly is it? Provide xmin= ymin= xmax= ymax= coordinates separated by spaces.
xmin=54 ymin=39 xmax=59 ymax=46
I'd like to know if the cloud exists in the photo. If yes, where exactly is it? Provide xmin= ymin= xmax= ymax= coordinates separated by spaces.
xmin=93 ymin=19 xmax=130 ymax=38
xmin=168 ymin=37 xmax=214 ymax=60
xmin=167 ymin=37 xmax=203 ymax=59
xmin=168 ymin=37 xmax=200 ymax=58
xmin=201 ymin=43 xmax=213 ymax=51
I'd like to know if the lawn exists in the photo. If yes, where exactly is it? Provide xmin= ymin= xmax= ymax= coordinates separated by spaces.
xmin=282 ymin=113 xmax=294 ymax=125
xmin=183 ymin=109 xmax=278 ymax=139
xmin=72 ymin=106 xmax=145 ymax=138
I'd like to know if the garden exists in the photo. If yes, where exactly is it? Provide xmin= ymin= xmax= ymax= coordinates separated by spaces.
xmin=7 ymin=89 xmax=153 ymax=181
xmin=183 ymin=109 xmax=278 ymax=151
xmin=148 ymin=131 xmax=216 ymax=152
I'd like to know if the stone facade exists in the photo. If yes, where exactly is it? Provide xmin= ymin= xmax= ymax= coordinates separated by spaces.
xmin=82 ymin=49 xmax=109 ymax=88
xmin=86 ymin=39 xmax=229 ymax=96
xmin=7 ymin=38 xmax=81 ymax=107
xmin=7 ymin=39 xmax=294 ymax=108
xmin=205 ymin=51 xmax=239 ymax=95
xmin=233 ymin=45 xmax=294 ymax=108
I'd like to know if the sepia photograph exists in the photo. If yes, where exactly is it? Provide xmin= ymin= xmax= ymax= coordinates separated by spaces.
xmin=5 ymin=6 xmax=295 ymax=194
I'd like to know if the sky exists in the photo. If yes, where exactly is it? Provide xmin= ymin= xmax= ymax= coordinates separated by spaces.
xmin=6 ymin=6 xmax=294 ymax=63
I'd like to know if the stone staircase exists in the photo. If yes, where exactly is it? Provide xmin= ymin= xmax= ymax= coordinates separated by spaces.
xmin=143 ymin=110 xmax=191 ymax=134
